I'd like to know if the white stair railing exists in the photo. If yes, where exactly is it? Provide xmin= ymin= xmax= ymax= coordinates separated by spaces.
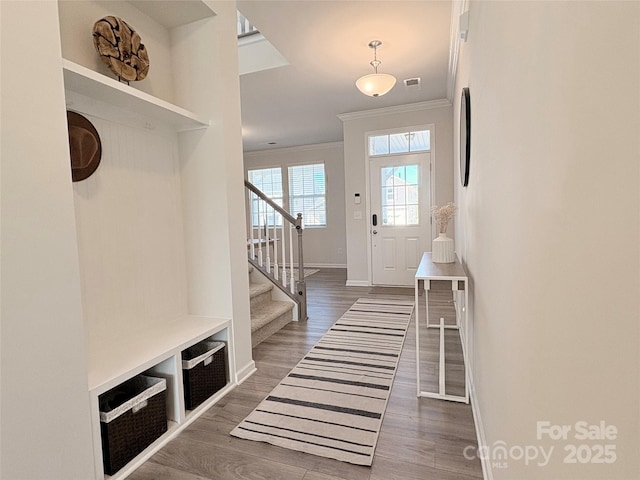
xmin=245 ymin=180 xmax=307 ymax=321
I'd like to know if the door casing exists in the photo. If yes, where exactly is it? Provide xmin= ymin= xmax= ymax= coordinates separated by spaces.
xmin=364 ymin=125 xmax=436 ymax=286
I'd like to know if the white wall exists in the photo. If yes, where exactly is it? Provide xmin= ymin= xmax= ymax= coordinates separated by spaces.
xmin=340 ymin=102 xmax=454 ymax=285
xmin=244 ymin=142 xmax=347 ymax=268
xmin=70 ymin=104 xmax=189 ymax=353
xmin=454 ymin=2 xmax=640 ymax=478
xmin=174 ymin=0 xmax=254 ymax=381
xmin=0 ymin=2 xmax=95 ymax=478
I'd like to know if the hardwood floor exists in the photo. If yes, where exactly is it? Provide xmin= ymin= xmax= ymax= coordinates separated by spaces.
xmin=128 ymin=269 xmax=483 ymax=480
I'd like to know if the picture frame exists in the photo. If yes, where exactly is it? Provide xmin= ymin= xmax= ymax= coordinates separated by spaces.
xmin=460 ymin=87 xmax=471 ymax=187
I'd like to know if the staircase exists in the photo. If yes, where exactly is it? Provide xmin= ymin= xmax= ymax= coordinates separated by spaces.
xmin=249 ymin=265 xmax=294 ymax=347
xmin=245 ymin=180 xmax=308 ymax=323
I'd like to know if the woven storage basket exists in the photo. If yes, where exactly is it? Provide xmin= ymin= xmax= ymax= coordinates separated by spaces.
xmin=99 ymin=375 xmax=167 ymax=475
xmin=182 ymin=340 xmax=227 ymax=410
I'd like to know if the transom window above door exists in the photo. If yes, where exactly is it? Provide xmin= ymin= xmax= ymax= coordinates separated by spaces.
xmin=369 ymin=129 xmax=430 ymax=156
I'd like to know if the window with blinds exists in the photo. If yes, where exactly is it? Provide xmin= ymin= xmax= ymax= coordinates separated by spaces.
xmin=288 ymin=163 xmax=326 ymax=227
xmin=248 ymin=167 xmax=283 ymax=226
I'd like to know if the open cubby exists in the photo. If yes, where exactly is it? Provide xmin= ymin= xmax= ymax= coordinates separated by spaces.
xmin=181 ymin=335 xmax=229 ymax=411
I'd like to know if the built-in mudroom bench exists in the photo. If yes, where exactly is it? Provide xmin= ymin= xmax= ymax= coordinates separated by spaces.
xmin=54 ymin=0 xmax=253 ymax=478
xmin=88 ymin=316 xmax=234 ymax=479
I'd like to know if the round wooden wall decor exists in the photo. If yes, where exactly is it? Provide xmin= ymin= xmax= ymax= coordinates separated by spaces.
xmin=92 ymin=16 xmax=150 ymax=82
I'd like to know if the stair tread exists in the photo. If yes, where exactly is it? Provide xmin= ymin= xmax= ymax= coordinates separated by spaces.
xmin=251 ymin=300 xmax=295 ymax=332
xmin=249 ymin=282 xmax=273 ymax=299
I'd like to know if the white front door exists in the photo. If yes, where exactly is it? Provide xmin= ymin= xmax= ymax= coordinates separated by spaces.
xmin=370 ymin=153 xmax=431 ymax=286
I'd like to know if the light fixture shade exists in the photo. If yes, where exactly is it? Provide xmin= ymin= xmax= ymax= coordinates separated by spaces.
xmin=355 ymin=73 xmax=397 ymax=97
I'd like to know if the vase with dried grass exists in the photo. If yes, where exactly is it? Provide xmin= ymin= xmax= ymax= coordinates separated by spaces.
xmin=431 ymin=202 xmax=457 ymax=263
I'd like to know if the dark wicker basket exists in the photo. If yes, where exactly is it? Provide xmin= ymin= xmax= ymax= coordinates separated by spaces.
xmin=182 ymin=340 xmax=227 ymax=410
xmin=99 ymin=375 xmax=167 ymax=475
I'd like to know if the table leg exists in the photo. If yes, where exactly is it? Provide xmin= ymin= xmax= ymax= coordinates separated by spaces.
xmin=439 ymin=317 xmax=445 ymax=396
xmin=415 ymin=278 xmax=420 ymax=397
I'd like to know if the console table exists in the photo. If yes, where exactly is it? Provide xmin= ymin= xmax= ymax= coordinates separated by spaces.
xmin=415 ymin=252 xmax=470 ymax=403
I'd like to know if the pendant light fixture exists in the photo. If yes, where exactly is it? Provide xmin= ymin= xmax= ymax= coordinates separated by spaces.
xmin=355 ymin=40 xmax=396 ymax=97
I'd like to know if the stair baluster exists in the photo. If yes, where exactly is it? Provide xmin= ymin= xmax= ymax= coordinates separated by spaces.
xmin=273 ymin=208 xmax=279 ymax=280
xmin=248 ymin=191 xmax=256 ymax=260
xmin=257 ymin=200 xmax=263 ymax=267
xmin=281 ymin=216 xmax=287 ymax=287
xmin=265 ymin=212 xmax=271 ymax=273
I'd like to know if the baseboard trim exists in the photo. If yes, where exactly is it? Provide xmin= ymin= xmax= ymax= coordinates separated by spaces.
xmin=305 ymin=263 xmax=347 ymax=269
xmin=345 ymin=280 xmax=370 ymax=287
xmin=281 ymin=263 xmax=346 ymax=269
xmin=469 ymin=370 xmax=492 ymax=480
xmin=236 ymin=360 xmax=257 ymax=385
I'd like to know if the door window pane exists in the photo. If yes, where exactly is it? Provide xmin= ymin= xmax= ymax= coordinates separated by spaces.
xmin=380 ymin=165 xmax=419 ymax=226
xmin=407 ymin=205 xmax=419 ymax=224
xmin=405 ymin=164 xmax=419 ymax=185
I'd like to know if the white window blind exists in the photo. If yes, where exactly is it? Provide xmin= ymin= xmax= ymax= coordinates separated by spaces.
xmin=248 ymin=167 xmax=283 ymax=226
xmin=288 ymin=163 xmax=326 ymax=227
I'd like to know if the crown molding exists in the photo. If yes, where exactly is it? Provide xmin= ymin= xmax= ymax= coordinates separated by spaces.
xmin=337 ymin=99 xmax=452 ymax=122
xmin=244 ymin=141 xmax=344 ymax=157
xmin=447 ymin=0 xmax=468 ymax=102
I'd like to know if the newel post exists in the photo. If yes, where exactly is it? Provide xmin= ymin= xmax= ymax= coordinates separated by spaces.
xmin=295 ymin=213 xmax=307 ymax=320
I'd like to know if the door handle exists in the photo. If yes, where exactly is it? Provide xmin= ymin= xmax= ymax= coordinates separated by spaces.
xmin=372 ymin=214 xmax=377 ymax=226
xmin=372 ymin=230 xmax=378 ymax=235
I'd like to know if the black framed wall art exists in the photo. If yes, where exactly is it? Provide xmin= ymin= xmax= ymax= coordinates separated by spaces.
xmin=460 ymin=87 xmax=471 ymax=187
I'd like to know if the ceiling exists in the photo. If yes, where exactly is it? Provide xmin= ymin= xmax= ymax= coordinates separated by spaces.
xmin=237 ymin=0 xmax=453 ymax=152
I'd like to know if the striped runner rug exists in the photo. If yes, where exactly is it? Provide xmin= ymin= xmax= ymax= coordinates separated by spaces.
xmin=230 ymin=297 xmax=414 ymax=465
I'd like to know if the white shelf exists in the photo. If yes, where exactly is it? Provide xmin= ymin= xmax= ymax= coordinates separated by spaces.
xmin=88 ymin=315 xmax=230 ymax=394
xmin=62 ymin=59 xmax=210 ymax=131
